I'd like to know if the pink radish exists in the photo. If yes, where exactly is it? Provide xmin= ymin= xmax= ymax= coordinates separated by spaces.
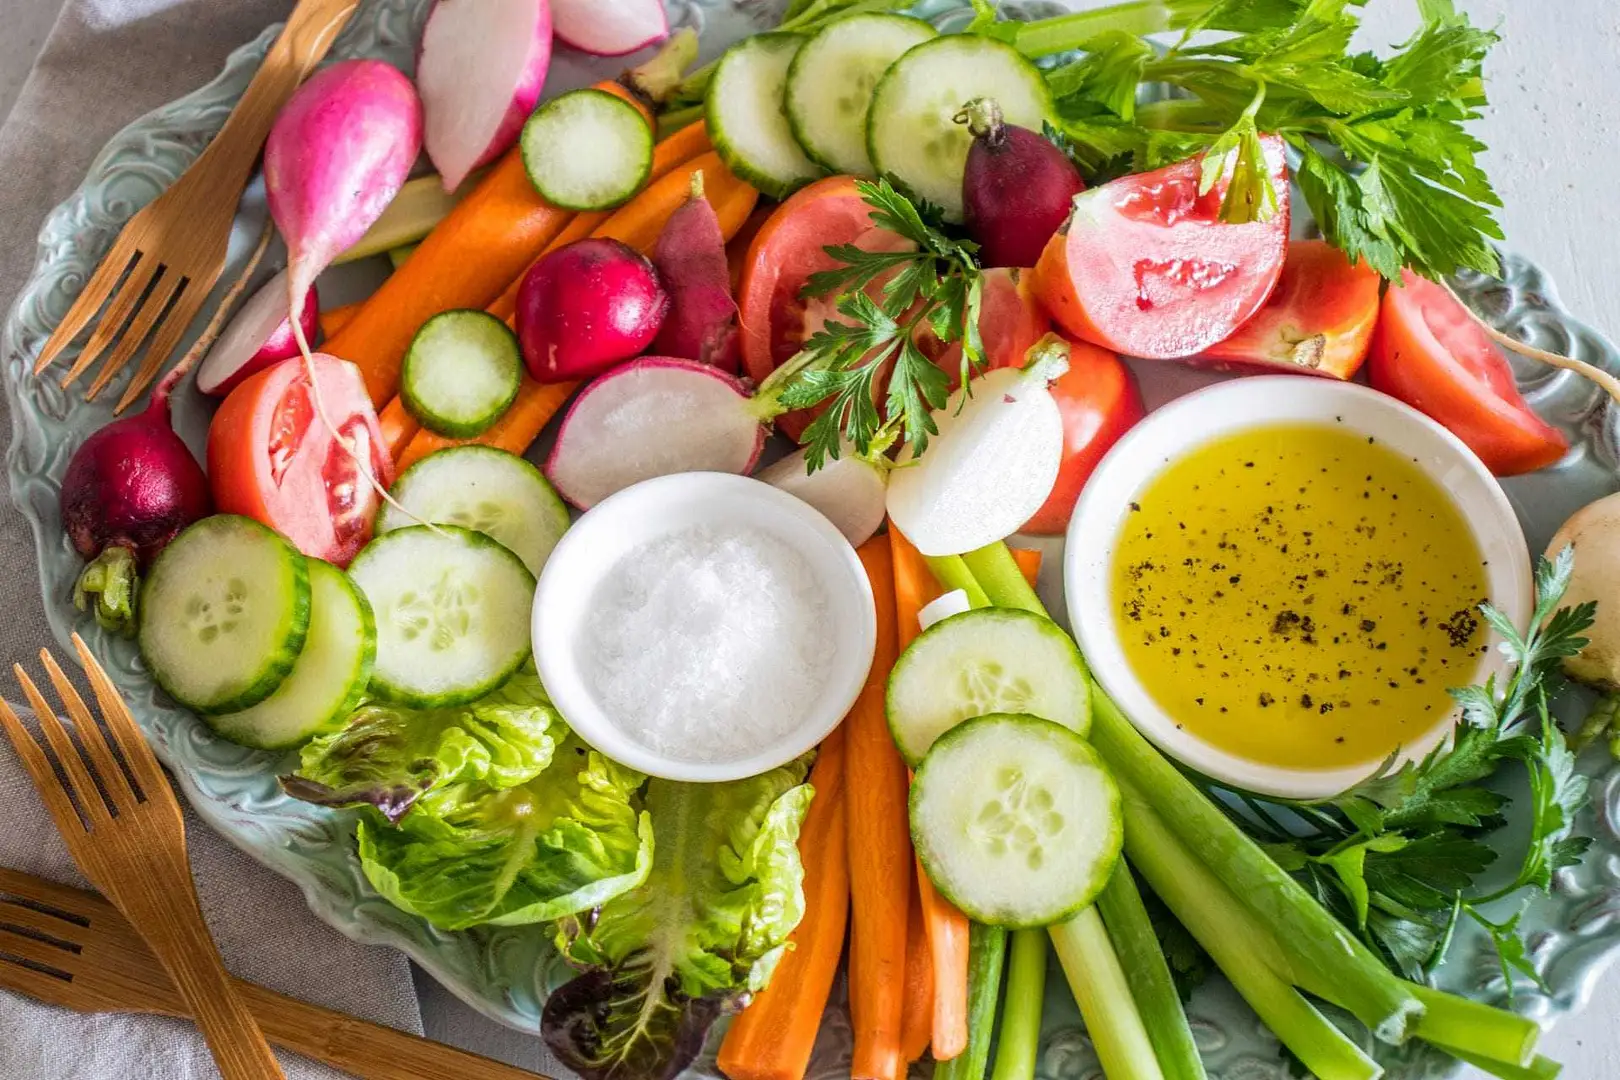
xmin=517 ymin=238 xmax=670 ymax=383
xmin=651 ymin=172 xmax=740 ymax=374
xmin=886 ymin=336 xmax=1070 ymax=556
xmin=195 ymin=270 xmax=319 ymax=397
xmin=545 ymin=358 xmax=765 ymax=509
xmin=265 ymin=58 xmax=421 ymax=514
xmin=552 ymin=0 xmax=667 ymax=57
xmin=418 ymin=0 xmax=553 ymax=193
xmin=756 ymin=447 xmax=888 ymax=547
xmin=959 ymin=98 xmax=1085 ymax=269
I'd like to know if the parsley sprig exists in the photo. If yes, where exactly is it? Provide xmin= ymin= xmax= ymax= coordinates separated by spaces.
xmin=1041 ymin=0 xmax=1505 ymax=280
xmin=768 ymin=179 xmax=985 ymax=471
xmin=1226 ymin=548 xmax=1595 ymax=992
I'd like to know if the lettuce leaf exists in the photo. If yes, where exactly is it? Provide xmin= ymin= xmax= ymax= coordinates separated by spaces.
xmin=282 ymin=671 xmax=561 ymax=823
xmin=542 ymin=758 xmax=815 ymax=1080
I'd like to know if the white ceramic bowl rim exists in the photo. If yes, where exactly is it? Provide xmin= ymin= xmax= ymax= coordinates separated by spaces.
xmin=1064 ymin=377 xmax=1533 ymax=800
xmin=532 ymin=472 xmax=877 ymax=783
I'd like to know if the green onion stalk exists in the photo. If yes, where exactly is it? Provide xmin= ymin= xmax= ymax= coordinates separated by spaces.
xmin=1048 ymin=908 xmax=1166 ymax=1080
xmin=989 ymin=929 xmax=1050 ymax=1080
xmin=937 ymin=923 xmax=1008 ymax=1080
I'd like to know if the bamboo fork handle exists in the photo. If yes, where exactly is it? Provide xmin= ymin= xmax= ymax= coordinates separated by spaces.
xmin=234 ymin=981 xmax=546 ymax=1080
xmin=185 ymin=0 xmax=360 ymax=184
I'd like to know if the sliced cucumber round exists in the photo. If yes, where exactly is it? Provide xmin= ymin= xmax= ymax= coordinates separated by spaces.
xmin=707 ymin=33 xmax=825 ymax=199
xmin=868 ymin=35 xmax=1052 ymax=220
xmin=348 ymin=525 xmax=535 ymax=708
xmin=911 ymin=713 xmax=1121 ymax=928
xmin=377 ymin=446 xmax=570 ymax=577
xmin=400 ymin=310 xmax=523 ymax=438
xmin=886 ymin=607 xmax=1089 ymax=767
xmin=138 ymin=515 xmax=310 ymax=715
xmin=207 ymin=561 xmax=375 ymax=750
xmin=786 ymin=14 xmax=937 ymax=176
xmin=522 ymin=88 xmax=654 ymax=211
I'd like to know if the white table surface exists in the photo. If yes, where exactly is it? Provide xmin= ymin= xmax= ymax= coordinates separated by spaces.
xmin=3 ymin=2 xmax=1619 ymax=1077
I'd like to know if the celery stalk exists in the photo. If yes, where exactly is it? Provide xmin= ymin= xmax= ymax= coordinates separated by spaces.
xmin=960 ymin=544 xmax=1044 ymax=614
xmin=1407 ymin=987 xmax=1539 ymax=1068
xmin=1095 ymin=866 xmax=1208 ymax=1080
xmin=1442 ymin=1048 xmax=1560 ymax=1080
xmin=939 ymin=922 xmax=1009 ymax=1080
xmin=924 ymin=553 xmax=993 ymax=608
xmin=1049 ymin=907 xmax=1166 ymax=1080
xmin=990 ymin=929 xmax=1048 ymax=1080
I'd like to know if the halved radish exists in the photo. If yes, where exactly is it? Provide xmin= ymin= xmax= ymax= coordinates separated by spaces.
xmin=545 ymin=358 xmax=766 ymax=509
xmin=1202 ymin=239 xmax=1382 ymax=380
xmin=553 ymin=0 xmax=667 ymax=58
xmin=418 ymin=0 xmax=553 ymax=193
xmin=196 ymin=271 xmax=319 ymax=397
xmin=757 ymin=447 xmax=887 ymax=547
xmin=886 ymin=337 xmax=1068 ymax=557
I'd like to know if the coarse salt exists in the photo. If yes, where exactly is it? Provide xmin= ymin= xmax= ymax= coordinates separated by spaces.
xmin=582 ymin=523 xmax=833 ymax=764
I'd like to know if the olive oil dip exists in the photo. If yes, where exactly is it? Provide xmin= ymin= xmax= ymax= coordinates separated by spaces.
xmin=1110 ymin=421 xmax=1488 ymax=771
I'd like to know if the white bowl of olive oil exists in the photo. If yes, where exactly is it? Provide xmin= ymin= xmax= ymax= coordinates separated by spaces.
xmin=1066 ymin=377 xmax=1533 ymax=800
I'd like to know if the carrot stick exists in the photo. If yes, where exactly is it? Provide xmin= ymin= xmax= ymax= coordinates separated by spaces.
xmin=717 ymin=727 xmax=850 ymax=1080
xmin=317 ymin=301 xmax=360 ymax=339
xmin=1009 ymin=547 xmax=1043 ymax=593
xmin=901 ymin=875 xmax=935 ymax=1065
xmin=848 ymin=540 xmax=909 ymax=1080
xmin=891 ymin=527 xmax=943 ymax=649
xmin=378 ymin=397 xmax=416 ymax=461
xmin=393 ymin=378 xmax=576 ymax=473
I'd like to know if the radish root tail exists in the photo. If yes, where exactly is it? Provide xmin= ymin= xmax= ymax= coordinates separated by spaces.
xmin=1444 ymin=280 xmax=1620 ymax=409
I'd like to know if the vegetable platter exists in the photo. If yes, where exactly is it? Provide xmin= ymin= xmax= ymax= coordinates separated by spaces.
xmin=7 ymin=1 xmax=1620 ymax=1079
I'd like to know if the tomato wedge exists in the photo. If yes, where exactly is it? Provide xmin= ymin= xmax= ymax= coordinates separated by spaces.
xmin=927 ymin=267 xmax=1052 ymax=390
xmin=1368 ymin=272 xmax=1567 ymax=476
xmin=208 ymin=354 xmax=394 ymax=565
xmin=1033 ymin=135 xmax=1290 ymax=360
xmin=1013 ymin=338 xmax=1144 ymax=535
xmin=1203 ymin=239 xmax=1381 ymax=379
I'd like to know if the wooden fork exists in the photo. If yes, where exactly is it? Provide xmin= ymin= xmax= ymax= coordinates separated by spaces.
xmin=0 ymin=867 xmax=547 ymax=1080
xmin=0 ymin=635 xmax=283 ymax=1079
xmin=33 ymin=0 xmax=359 ymax=411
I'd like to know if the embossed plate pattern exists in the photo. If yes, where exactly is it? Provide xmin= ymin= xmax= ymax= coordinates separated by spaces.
xmin=5 ymin=2 xmax=1620 ymax=1076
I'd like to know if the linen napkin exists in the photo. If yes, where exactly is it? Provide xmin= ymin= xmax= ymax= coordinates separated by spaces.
xmin=0 ymin=708 xmax=422 ymax=1079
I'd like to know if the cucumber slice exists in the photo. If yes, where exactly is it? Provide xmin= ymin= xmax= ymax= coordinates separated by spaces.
xmin=138 ymin=515 xmax=311 ymax=715
xmin=207 ymin=561 xmax=375 ymax=750
xmin=707 ymin=33 xmax=825 ymax=199
xmin=400 ymin=310 xmax=523 ymax=438
xmin=911 ymin=713 xmax=1121 ymax=928
xmin=377 ymin=446 xmax=570 ymax=577
xmin=886 ymin=607 xmax=1090 ymax=767
xmin=522 ymin=88 xmax=654 ymax=211
xmin=348 ymin=525 xmax=535 ymax=708
xmin=868 ymin=35 xmax=1052 ymax=220
xmin=785 ymin=14 xmax=937 ymax=176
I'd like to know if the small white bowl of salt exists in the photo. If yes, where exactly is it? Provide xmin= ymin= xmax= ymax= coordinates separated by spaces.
xmin=532 ymin=471 xmax=877 ymax=782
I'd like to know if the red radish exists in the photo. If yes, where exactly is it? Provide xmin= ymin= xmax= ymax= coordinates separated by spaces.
xmin=517 ymin=238 xmax=670 ymax=384
xmin=195 ymin=270 xmax=319 ymax=397
xmin=651 ymin=172 xmax=740 ymax=374
xmin=545 ymin=358 xmax=765 ymax=508
xmin=552 ymin=0 xmax=667 ymax=57
xmin=61 ymin=369 xmax=211 ymax=634
xmin=418 ymin=0 xmax=553 ymax=193
xmin=757 ymin=448 xmax=888 ymax=547
xmin=958 ymin=98 xmax=1085 ymax=269
xmin=886 ymin=336 xmax=1069 ymax=557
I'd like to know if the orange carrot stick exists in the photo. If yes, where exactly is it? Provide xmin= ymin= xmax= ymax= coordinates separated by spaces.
xmin=890 ymin=527 xmax=943 ymax=649
xmin=1009 ymin=546 xmax=1043 ymax=593
xmin=393 ymin=378 xmax=576 ymax=473
xmin=848 ymin=540 xmax=909 ymax=1080
xmin=901 ymin=875 xmax=935 ymax=1065
xmin=378 ymin=397 xmax=416 ymax=462
xmin=717 ymin=727 xmax=850 ymax=1080
xmin=317 ymin=301 xmax=360 ymax=340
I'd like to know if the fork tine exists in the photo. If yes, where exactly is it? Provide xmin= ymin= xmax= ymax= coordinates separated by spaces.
xmin=0 ymin=942 xmax=78 ymax=994
xmin=85 ymin=274 xmax=187 ymax=402
xmin=0 ymin=904 xmax=86 ymax=956
xmin=0 ymin=690 xmax=86 ymax=841
xmin=71 ymin=635 xmax=167 ymax=798
xmin=57 ymin=259 xmax=163 ymax=389
xmin=0 ymin=869 xmax=107 ymax=921
xmin=33 ymin=245 xmax=140 ymax=375
xmin=39 ymin=650 xmax=137 ymax=814
xmin=16 ymin=668 xmax=112 ymax=828
xmin=113 ymin=283 xmax=207 ymax=413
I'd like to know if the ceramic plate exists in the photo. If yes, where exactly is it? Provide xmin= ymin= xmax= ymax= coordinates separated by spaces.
xmin=6 ymin=2 xmax=1620 ymax=1075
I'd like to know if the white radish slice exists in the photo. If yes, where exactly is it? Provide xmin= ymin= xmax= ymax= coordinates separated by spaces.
xmin=418 ymin=0 xmax=553 ymax=192
xmin=546 ymin=357 xmax=765 ymax=509
xmin=552 ymin=0 xmax=668 ymax=57
xmin=756 ymin=447 xmax=888 ymax=547
xmin=919 ymin=589 xmax=971 ymax=631
xmin=886 ymin=349 xmax=1068 ymax=557
xmin=196 ymin=271 xmax=318 ymax=397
